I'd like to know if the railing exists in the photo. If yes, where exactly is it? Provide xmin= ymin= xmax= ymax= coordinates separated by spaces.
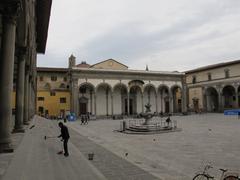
xmin=127 ymin=117 xmax=177 ymax=130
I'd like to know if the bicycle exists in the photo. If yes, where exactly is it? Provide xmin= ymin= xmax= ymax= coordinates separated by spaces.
xmin=193 ymin=164 xmax=239 ymax=180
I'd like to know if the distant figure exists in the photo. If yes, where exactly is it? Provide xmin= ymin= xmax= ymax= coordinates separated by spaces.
xmin=166 ymin=116 xmax=171 ymax=127
xmin=58 ymin=122 xmax=70 ymax=157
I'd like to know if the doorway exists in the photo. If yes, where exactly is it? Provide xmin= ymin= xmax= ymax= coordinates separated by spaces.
xmin=79 ymin=96 xmax=88 ymax=115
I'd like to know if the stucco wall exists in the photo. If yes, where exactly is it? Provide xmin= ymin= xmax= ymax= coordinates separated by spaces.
xmin=36 ymin=91 xmax=70 ymax=117
xmin=91 ymin=59 xmax=128 ymax=70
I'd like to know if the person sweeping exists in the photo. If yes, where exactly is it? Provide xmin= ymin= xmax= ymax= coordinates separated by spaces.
xmin=58 ymin=122 xmax=70 ymax=157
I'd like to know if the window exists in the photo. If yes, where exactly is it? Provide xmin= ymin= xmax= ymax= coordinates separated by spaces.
xmin=192 ymin=76 xmax=196 ymax=84
xmin=38 ymin=97 xmax=44 ymax=101
xmin=60 ymin=97 xmax=66 ymax=103
xmin=38 ymin=106 xmax=44 ymax=113
xmin=59 ymin=83 xmax=66 ymax=88
xmin=64 ymin=77 xmax=67 ymax=82
xmin=40 ymin=76 xmax=44 ymax=81
xmin=225 ymin=69 xmax=229 ymax=78
xmin=51 ymin=76 xmax=57 ymax=81
xmin=50 ymin=91 xmax=56 ymax=96
xmin=208 ymin=73 xmax=211 ymax=81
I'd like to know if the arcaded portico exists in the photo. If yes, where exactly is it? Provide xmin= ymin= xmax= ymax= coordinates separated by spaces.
xmin=0 ymin=0 xmax=52 ymax=152
xmin=186 ymin=60 xmax=240 ymax=113
xmin=69 ymin=58 xmax=187 ymax=118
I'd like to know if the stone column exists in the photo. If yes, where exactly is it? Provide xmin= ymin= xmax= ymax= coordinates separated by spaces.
xmin=169 ymin=92 xmax=174 ymax=114
xmin=106 ymin=89 xmax=109 ymax=116
xmin=70 ymin=78 xmax=78 ymax=115
xmin=181 ymin=85 xmax=187 ymax=114
xmin=0 ymin=2 xmax=21 ymax=152
xmin=94 ymin=93 xmax=97 ymax=116
xmin=24 ymin=68 xmax=29 ymax=124
xmin=202 ymin=87 xmax=207 ymax=112
xmin=155 ymin=94 xmax=158 ymax=113
xmin=28 ymin=78 xmax=32 ymax=119
xmin=127 ymin=93 xmax=130 ymax=115
xmin=234 ymin=85 xmax=239 ymax=109
xmin=217 ymin=86 xmax=223 ymax=112
xmin=141 ymin=93 xmax=144 ymax=113
xmin=13 ymin=47 xmax=26 ymax=133
xmin=90 ymin=91 xmax=93 ymax=114
xmin=111 ymin=93 xmax=114 ymax=116
xmin=160 ymin=91 xmax=163 ymax=113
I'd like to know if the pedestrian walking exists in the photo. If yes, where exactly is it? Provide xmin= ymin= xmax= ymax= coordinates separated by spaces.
xmin=58 ymin=122 xmax=70 ymax=157
xmin=166 ymin=116 xmax=171 ymax=127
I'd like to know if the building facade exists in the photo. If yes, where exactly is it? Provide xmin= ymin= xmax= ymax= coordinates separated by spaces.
xmin=36 ymin=68 xmax=70 ymax=118
xmin=0 ymin=0 xmax=52 ymax=152
xmin=37 ymin=56 xmax=187 ymax=118
xmin=185 ymin=60 xmax=240 ymax=112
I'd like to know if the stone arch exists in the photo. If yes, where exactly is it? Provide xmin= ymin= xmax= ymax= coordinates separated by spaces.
xmin=222 ymin=85 xmax=236 ymax=109
xmin=79 ymin=82 xmax=95 ymax=93
xmin=128 ymin=80 xmax=144 ymax=93
xmin=171 ymin=85 xmax=182 ymax=113
xmin=96 ymin=83 xmax=112 ymax=93
xmin=113 ymin=83 xmax=128 ymax=115
xmin=78 ymin=82 xmax=95 ymax=116
xmin=129 ymin=85 xmax=143 ymax=115
xmin=96 ymin=83 xmax=112 ymax=116
xmin=205 ymin=87 xmax=219 ymax=112
xmin=158 ymin=85 xmax=170 ymax=114
xmin=143 ymin=84 xmax=157 ymax=113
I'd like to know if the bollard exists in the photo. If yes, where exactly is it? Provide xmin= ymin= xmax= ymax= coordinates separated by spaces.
xmin=122 ymin=121 xmax=126 ymax=131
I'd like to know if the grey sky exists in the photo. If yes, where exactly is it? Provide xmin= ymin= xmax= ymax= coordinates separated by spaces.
xmin=37 ymin=0 xmax=240 ymax=71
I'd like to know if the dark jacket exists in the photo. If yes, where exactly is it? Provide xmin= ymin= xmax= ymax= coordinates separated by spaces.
xmin=59 ymin=125 xmax=70 ymax=140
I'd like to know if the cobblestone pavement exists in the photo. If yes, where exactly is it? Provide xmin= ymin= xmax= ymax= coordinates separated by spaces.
xmin=1 ymin=116 xmax=106 ymax=180
xmin=1 ymin=114 xmax=240 ymax=180
xmin=70 ymin=129 xmax=160 ymax=180
xmin=0 ymin=116 xmax=25 ymax=179
xmin=68 ymin=113 xmax=240 ymax=180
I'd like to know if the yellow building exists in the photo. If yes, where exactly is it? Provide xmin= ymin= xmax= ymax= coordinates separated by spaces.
xmin=36 ymin=68 xmax=70 ymax=118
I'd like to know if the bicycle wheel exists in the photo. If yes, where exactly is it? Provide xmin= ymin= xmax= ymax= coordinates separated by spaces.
xmin=193 ymin=174 xmax=210 ymax=180
xmin=224 ymin=175 xmax=239 ymax=180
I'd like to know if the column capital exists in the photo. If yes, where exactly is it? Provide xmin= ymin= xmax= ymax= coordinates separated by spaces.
xmin=1 ymin=0 xmax=22 ymax=25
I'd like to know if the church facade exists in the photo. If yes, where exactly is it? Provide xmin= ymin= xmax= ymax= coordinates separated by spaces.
xmin=37 ymin=55 xmax=187 ymax=118
xmin=37 ymin=55 xmax=240 ymax=118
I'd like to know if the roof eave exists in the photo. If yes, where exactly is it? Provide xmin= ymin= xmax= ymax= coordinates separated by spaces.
xmin=36 ymin=0 xmax=52 ymax=54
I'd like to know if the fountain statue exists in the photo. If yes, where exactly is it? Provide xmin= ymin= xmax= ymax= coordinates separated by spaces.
xmin=120 ymin=103 xmax=181 ymax=134
xmin=141 ymin=103 xmax=154 ymax=125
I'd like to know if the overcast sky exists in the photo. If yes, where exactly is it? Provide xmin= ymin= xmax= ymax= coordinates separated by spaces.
xmin=37 ymin=0 xmax=240 ymax=71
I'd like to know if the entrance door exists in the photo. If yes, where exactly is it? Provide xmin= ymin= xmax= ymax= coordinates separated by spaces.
xmin=79 ymin=103 xmax=87 ymax=115
xmin=124 ymin=99 xmax=128 ymax=115
xmin=79 ymin=96 xmax=88 ymax=115
xmin=129 ymin=99 xmax=133 ymax=115
xmin=165 ymin=101 xmax=169 ymax=113
xmin=193 ymin=99 xmax=199 ymax=113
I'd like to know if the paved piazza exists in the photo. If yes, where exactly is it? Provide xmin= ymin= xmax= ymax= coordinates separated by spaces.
xmin=68 ymin=113 xmax=240 ymax=180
